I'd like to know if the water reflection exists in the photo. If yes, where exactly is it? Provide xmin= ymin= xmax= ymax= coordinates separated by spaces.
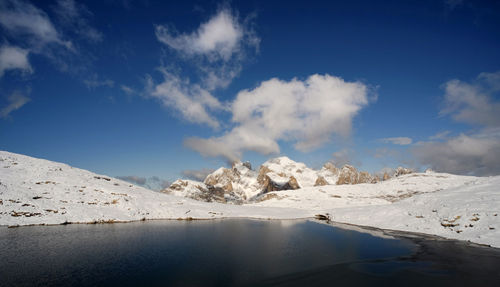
xmin=1 ymin=219 xmax=498 ymax=286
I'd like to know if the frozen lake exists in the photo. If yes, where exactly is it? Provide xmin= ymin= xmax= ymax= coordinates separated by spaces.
xmin=1 ymin=219 xmax=499 ymax=286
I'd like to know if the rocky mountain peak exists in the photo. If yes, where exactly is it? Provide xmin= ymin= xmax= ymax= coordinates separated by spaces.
xmin=164 ymin=156 xmax=414 ymax=203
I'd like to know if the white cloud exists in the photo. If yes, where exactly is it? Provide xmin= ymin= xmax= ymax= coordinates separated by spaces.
xmin=380 ymin=137 xmax=413 ymax=145
xmin=0 ymin=90 xmax=30 ymax=118
xmin=0 ymin=45 xmax=32 ymax=77
xmin=429 ymin=130 xmax=451 ymax=140
xmin=148 ymin=7 xmax=259 ymax=130
xmin=413 ymin=131 xmax=500 ymax=176
xmin=156 ymin=9 xmax=244 ymax=61
xmin=120 ymin=85 xmax=136 ymax=95
xmin=84 ymin=74 xmax=114 ymax=89
xmin=0 ymin=0 xmax=72 ymax=50
xmin=150 ymin=70 xmax=226 ymax=129
xmin=185 ymin=74 xmax=370 ymax=162
xmin=155 ymin=8 xmax=258 ymax=91
xmin=52 ymin=0 xmax=103 ymax=43
xmin=440 ymin=71 xmax=500 ymax=127
xmin=413 ymin=71 xmax=500 ymax=176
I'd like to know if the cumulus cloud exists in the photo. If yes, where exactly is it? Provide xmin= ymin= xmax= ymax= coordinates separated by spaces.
xmin=414 ymin=71 xmax=500 ymax=176
xmin=440 ymin=71 xmax=500 ymax=127
xmin=156 ymin=9 xmax=244 ymax=61
xmin=0 ymin=45 xmax=32 ymax=77
xmin=155 ymin=7 xmax=258 ymax=91
xmin=52 ymin=0 xmax=103 ymax=43
xmin=149 ymin=7 xmax=259 ymax=130
xmin=181 ymin=168 xmax=215 ymax=181
xmin=185 ymin=74 xmax=370 ymax=162
xmin=150 ymin=70 xmax=226 ymax=128
xmin=0 ymin=90 xmax=30 ymax=118
xmin=0 ymin=0 xmax=72 ymax=50
xmin=379 ymin=137 xmax=413 ymax=145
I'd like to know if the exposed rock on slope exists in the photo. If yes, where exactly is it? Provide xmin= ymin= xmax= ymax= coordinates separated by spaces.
xmin=165 ymin=156 xmax=393 ymax=203
xmin=336 ymin=165 xmax=377 ymax=185
xmin=394 ymin=166 xmax=413 ymax=177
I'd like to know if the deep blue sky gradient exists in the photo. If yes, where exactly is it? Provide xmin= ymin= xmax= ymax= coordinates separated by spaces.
xmin=1 ymin=0 xmax=499 ymax=180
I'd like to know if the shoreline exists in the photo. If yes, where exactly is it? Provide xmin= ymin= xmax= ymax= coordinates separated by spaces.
xmin=2 ymin=215 xmax=499 ymax=250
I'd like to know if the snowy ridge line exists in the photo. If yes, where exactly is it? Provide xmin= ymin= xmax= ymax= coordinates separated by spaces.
xmin=1 ymin=151 xmax=499 ymax=248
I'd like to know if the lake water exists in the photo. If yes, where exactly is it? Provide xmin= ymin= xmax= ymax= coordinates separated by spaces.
xmin=1 ymin=219 xmax=499 ymax=286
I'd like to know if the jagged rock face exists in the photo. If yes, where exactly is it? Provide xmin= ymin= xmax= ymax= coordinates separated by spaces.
xmin=204 ymin=167 xmax=239 ymax=192
xmin=163 ymin=180 xmax=211 ymax=201
xmin=258 ymin=166 xmax=301 ymax=193
xmin=394 ymin=167 xmax=413 ymax=177
xmin=336 ymin=165 xmax=376 ymax=185
xmin=164 ymin=179 xmax=242 ymax=204
xmin=336 ymin=165 xmax=359 ymax=185
xmin=314 ymin=176 xmax=329 ymax=186
xmin=383 ymin=172 xmax=391 ymax=181
xmin=257 ymin=166 xmax=272 ymax=186
xmin=168 ymin=156 xmax=387 ymax=203
xmin=358 ymin=171 xmax=374 ymax=184
xmin=323 ymin=162 xmax=338 ymax=174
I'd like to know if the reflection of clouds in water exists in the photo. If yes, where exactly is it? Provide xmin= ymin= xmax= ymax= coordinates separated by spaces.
xmin=277 ymin=219 xmax=303 ymax=228
xmin=0 ymin=220 xmax=414 ymax=286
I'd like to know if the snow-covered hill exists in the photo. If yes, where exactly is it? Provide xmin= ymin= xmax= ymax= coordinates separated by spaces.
xmin=0 ymin=151 xmax=310 ymax=226
xmin=1 ymin=151 xmax=499 ymax=248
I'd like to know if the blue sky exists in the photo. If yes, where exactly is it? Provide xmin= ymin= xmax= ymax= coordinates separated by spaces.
xmin=1 ymin=0 xmax=500 ymax=184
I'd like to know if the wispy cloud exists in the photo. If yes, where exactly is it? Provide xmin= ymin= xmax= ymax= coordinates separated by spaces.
xmin=379 ymin=137 xmax=413 ymax=145
xmin=444 ymin=0 xmax=464 ymax=10
xmin=0 ymin=45 xmax=32 ymax=77
xmin=413 ymin=129 xmax=500 ymax=176
xmin=84 ymin=74 xmax=114 ymax=89
xmin=414 ymin=71 xmax=500 ymax=175
xmin=181 ymin=168 xmax=215 ymax=181
xmin=52 ymin=0 xmax=103 ymax=43
xmin=0 ymin=0 xmax=106 ymax=80
xmin=120 ymin=85 xmax=136 ymax=95
xmin=150 ymin=70 xmax=226 ymax=128
xmin=185 ymin=74 xmax=371 ymax=162
xmin=155 ymin=8 xmax=245 ymax=61
xmin=148 ymin=7 xmax=258 ymax=130
xmin=0 ymin=90 xmax=30 ymax=118
xmin=116 ymin=175 xmax=171 ymax=191
xmin=440 ymin=71 xmax=500 ymax=127
xmin=0 ymin=0 xmax=73 ymax=50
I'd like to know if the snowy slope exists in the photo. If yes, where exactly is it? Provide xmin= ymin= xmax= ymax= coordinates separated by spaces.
xmin=1 ymin=151 xmax=499 ymax=248
xmin=260 ymin=156 xmax=318 ymax=188
xmin=325 ymin=176 xmax=500 ymax=247
xmin=0 ymin=151 xmax=311 ymax=226
xmin=249 ymin=172 xmax=500 ymax=247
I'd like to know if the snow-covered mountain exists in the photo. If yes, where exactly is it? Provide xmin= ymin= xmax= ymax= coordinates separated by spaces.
xmin=1 ymin=151 xmax=499 ymax=248
xmin=163 ymin=156 xmax=404 ymax=203
xmin=0 ymin=151 xmax=310 ymax=226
